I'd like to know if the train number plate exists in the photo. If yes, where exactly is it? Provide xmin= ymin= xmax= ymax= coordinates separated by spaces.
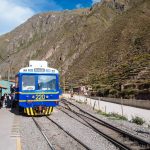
xmin=36 ymin=94 xmax=45 ymax=100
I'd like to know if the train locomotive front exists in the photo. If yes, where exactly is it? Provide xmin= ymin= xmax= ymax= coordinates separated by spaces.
xmin=15 ymin=60 xmax=61 ymax=116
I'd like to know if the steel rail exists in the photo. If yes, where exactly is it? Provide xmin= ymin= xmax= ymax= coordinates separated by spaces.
xmin=57 ymin=107 xmax=93 ymax=129
xmin=58 ymin=105 xmax=130 ymax=150
xmin=32 ymin=117 xmax=55 ymax=150
xmin=62 ymin=99 xmax=150 ymax=144
xmin=61 ymin=99 xmax=150 ymax=149
xmin=46 ymin=116 xmax=92 ymax=150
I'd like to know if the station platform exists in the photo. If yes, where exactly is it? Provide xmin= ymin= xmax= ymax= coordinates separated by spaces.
xmin=0 ymin=108 xmax=21 ymax=150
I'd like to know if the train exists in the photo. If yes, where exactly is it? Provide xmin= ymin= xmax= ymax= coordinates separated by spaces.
xmin=15 ymin=60 xmax=61 ymax=116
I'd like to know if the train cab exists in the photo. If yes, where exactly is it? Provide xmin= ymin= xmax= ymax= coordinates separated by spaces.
xmin=15 ymin=60 xmax=61 ymax=116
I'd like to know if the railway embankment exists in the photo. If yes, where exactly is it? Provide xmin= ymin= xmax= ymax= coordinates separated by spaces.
xmin=89 ymin=96 xmax=150 ymax=110
xmin=63 ymin=94 xmax=150 ymax=124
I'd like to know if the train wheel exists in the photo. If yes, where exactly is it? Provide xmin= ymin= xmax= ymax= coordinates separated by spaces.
xmin=19 ymin=106 xmax=24 ymax=114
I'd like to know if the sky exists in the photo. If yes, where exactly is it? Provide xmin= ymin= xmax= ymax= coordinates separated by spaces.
xmin=0 ymin=0 xmax=101 ymax=35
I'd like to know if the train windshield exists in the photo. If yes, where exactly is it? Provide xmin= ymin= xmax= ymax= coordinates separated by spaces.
xmin=22 ymin=75 xmax=35 ymax=90
xmin=38 ymin=75 xmax=56 ymax=91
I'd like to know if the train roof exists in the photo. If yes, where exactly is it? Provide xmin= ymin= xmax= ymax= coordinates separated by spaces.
xmin=17 ymin=60 xmax=59 ymax=74
xmin=18 ymin=67 xmax=59 ymax=74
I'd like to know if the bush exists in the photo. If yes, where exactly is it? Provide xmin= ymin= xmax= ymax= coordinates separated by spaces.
xmin=109 ymin=89 xmax=117 ymax=94
xmin=109 ymin=89 xmax=119 ymax=98
xmin=97 ymin=88 xmax=109 ymax=97
xmin=110 ymin=112 xmax=128 ymax=120
xmin=131 ymin=116 xmax=145 ymax=125
xmin=120 ymin=89 xmax=138 ymax=99
xmin=97 ymin=111 xmax=128 ymax=120
xmin=97 ymin=110 xmax=110 ymax=117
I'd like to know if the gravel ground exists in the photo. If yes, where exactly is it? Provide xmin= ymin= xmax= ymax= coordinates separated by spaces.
xmin=19 ymin=109 xmax=118 ymax=150
xmin=50 ymin=109 xmax=118 ymax=150
xmin=19 ymin=97 xmax=149 ymax=150
xmin=35 ymin=116 xmax=87 ymax=150
xmin=67 ymin=98 xmax=150 ymax=142
xmin=20 ymin=116 xmax=50 ymax=150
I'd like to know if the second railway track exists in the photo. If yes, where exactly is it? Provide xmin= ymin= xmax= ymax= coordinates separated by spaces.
xmin=59 ymin=99 xmax=150 ymax=150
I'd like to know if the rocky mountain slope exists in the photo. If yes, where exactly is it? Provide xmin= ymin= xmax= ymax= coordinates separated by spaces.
xmin=0 ymin=0 xmax=149 ymax=99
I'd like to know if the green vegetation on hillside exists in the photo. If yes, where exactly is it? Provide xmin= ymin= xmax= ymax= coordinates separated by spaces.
xmin=0 ymin=0 xmax=149 ymax=99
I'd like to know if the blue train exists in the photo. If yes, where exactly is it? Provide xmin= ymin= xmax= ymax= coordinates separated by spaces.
xmin=15 ymin=60 xmax=61 ymax=116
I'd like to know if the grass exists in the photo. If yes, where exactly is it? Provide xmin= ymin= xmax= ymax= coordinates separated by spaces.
xmin=75 ymin=100 xmax=84 ymax=104
xmin=131 ymin=116 xmax=145 ymax=125
xmin=97 ymin=110 xmax=128 ymax=120
xmin=110 ymin=112 xmax=128 ymax=120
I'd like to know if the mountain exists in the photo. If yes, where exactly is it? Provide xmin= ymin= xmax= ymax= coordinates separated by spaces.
xmin=0 ymin=0 xmax=149 ymax=99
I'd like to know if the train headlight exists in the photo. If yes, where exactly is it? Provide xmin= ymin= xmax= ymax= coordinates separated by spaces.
xmin=46 ymin=95 xmax=49 ymax=99
xmin=32 ymin=95 xmax=35 ymax=99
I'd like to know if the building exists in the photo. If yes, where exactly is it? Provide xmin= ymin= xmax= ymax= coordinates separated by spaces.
xmin=0 ymin=80 xmax=15 ymax=96
xmin=0 ymin=84 xmax=7 ymax=98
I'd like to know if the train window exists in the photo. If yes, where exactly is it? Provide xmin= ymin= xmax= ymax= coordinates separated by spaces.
xmin=22 ymin=75 xmax=35 ymax=90
xmin=38 ymin=75 xmax=56 ymax=91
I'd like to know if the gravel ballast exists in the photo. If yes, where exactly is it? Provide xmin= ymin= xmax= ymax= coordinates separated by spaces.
xmin=20 ymin=117 xmax=50 ymax=150
xmin=19 ymin=97 xmax=150 ymax=150
xmin=67 ymin=98 xmax=150 ymax=142
xmin=35 ymin=116 xmax=87 ymax=150
xmin=50 ymin=109 xmax=118 ymax=150
xmin=19 ymin=108 xmax=118 ymax=150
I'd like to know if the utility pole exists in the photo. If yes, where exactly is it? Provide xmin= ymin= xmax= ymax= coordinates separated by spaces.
xmin=61 ymin=68 xmax=65 ymax=94
xmin=7 ymin=55 xmax=10 ymax=94
xmin=64 ymin=73 xmax=65 ymax=93
xmin=7 ymin=55 xmax=11 ymax=94
xmin=60 ymin=54 xmax=66 ymax=94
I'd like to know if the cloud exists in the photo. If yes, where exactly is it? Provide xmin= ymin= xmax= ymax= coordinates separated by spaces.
xmin=8 ymin=0 xmax=63 ymax=12
xmin=76 ymin=3 xmax=83 ymax=9
xmin=92 ymin=0 xmax=102 ymax=4
xmin=0 ymin=0 xmax=35 ymax=35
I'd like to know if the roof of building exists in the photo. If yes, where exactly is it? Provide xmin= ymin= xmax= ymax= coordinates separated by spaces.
xmin=0 ymin=84 xmax=7 ymax=89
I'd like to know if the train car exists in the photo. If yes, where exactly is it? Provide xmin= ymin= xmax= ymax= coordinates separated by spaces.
xmin=15 ymin=60 xmax=61 ymax=116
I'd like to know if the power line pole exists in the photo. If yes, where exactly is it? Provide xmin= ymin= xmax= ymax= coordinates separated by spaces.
xmin=7 ymin=55 xmax=11 ymax=94
xmin=64 ymin=73 xmax=65 ymax=93
xmin=60 ymin=54 xmax=66 ymax=94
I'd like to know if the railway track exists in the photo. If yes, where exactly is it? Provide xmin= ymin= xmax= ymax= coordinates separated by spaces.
xmin=32 ymin=116 xmax=91 ymax=150
xmin=59 ymin=99 xmax=150 ymax=150
xmin=32 ymin=117 xmax=55 ymax=150
xmin=45 ymin=116 xmax=92 ymax=150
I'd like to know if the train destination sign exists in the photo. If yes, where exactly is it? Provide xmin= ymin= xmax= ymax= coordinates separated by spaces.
xmin=34 ymin=68 xmax=45 ymax=72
